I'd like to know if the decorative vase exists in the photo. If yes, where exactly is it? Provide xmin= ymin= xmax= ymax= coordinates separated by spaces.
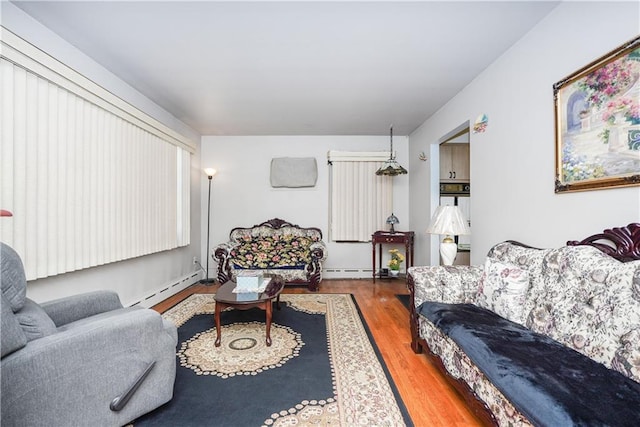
xmin=389 ymin=269 xmax=400 ymax=278
xmin=613 ymin=110 xmax=628 ymax=125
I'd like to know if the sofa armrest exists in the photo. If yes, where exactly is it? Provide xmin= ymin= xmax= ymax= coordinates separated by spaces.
xmin=309 ymin=241 xmax=328 ymax=262
xmin=40 ymin=291 xmax=123 ymax=327
xmin=408 ymin=265 xmax=484 ymax=308
xmin=213 ymin=241 xmax=237 ymax=256
xmin=213 ymin=241 xmax=239 ymax=283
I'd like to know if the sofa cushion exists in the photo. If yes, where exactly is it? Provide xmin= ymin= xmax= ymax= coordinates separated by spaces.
xmin=418 ymin=301 xmax=640 ymax=426
xmin=1 ymin=243 xmax=27 ymax=312
xmin=1 ymin=293 xmax=27 ymax=357
xmin=230 ymin=234 xmax=315 ymax=269
xmin=477 ymin=259 xmax=530 ymax=325
xmin=15 ymin=298 xmax=58 ymax=341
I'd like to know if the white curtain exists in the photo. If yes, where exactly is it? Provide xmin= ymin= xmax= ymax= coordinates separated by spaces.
xmin=0 ymin=49 xmax=191 ymax=280
xmin=329 ymin=151 xmax=392 ymax=242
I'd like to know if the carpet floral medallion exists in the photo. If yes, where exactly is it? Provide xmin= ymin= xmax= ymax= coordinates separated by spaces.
xmin=134 ymin=293 xmax=412 ymax=427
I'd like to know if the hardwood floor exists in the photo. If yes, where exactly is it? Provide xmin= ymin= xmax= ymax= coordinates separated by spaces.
xmin=152 ymin=278 xmax=483 ymax=427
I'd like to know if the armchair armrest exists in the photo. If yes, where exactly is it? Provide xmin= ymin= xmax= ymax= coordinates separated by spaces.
xmin=408 ymin=265 xmax=483 ymax=308
xmin=40 ymin=290 xmax=123 ymax=327
xmin=1 ymin=308 xmax=176 ymax=425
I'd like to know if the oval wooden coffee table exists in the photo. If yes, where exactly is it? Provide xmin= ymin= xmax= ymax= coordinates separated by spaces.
xmin=214 ymin=275 xmax=285 ymax=347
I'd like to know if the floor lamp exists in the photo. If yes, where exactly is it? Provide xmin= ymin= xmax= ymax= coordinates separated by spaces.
xmin=201 ymin=168 xmax=217 ymax=285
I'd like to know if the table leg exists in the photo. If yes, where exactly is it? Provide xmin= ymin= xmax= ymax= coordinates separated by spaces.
xmin=372 ymin=240 xmax=376 ymax=283
xmin=265 ymin=300 xmax=273 ymax=347
xmin=378 ymin=243 xmax=382 ymax=279
xmin=214 ymin=302 xmax=222 ymax=347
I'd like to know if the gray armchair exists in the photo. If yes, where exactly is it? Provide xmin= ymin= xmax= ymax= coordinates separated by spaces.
xmin=1 ymin=242 xmax=177 ymax=426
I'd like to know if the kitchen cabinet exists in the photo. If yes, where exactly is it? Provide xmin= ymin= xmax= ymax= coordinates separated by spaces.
xmin=440 ymin=143 xmax=470 ymax=182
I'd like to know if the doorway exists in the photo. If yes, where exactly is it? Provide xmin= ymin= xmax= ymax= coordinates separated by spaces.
xmin=430 ymin=122 xmax=471 ymax=266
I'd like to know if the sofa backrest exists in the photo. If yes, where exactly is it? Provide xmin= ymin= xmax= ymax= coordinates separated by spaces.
xmin=481 ymin=239 xmax=640 ymax=384
xmin=227 ymin=218 xmax=323 ymax=270
xmin=527 ymin=245 xmax=640 ymax=383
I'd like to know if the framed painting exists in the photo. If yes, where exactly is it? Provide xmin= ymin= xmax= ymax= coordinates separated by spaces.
xmin=554 ymin=36 xmax=640 ymax=193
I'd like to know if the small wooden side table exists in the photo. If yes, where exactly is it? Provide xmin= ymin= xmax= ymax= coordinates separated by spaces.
xmin=372 ymin=231 xmax=415 ymax=282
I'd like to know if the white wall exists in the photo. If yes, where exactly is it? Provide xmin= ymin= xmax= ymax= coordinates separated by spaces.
xmin=2 ymin=3 xmax=203 ymax=306
xmin=409 ymin=1 xmax=640 ymax=266
xmin=200 ymin=135 xmax=410 ymax=278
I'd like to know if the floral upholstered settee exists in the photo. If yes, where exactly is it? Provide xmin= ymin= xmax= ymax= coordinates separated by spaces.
xmin=408 ymin=224 xmax=640 ymax=426
xmin=213 ymin=218 xmax=327 ymax=291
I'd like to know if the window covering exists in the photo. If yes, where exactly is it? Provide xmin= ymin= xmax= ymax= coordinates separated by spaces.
xmin=328 ymin=151 xmax=392 ymax=242
xmin=0 ymin=28 xmax=192 ymax=280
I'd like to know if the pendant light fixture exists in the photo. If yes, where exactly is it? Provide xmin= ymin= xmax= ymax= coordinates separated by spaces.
xmin=376 ymin=125 xmax=407 ymax=176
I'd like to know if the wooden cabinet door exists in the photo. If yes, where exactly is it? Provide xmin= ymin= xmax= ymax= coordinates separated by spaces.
xmin=440 ymin=144 xmax=469 ymax=182
xmin=450 ymin=144 xmax=469 ymax=181
xmin=439 ymin=145 xmax=454 ymax=181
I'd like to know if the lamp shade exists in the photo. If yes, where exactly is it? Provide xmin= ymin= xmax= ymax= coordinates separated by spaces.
xmin=426 ymin=205 xmax=469 ymax=236
xmin=375 ymin=125 xmax=407 ymax=176
xmin=386 ymin=213 xmax=399 ymax=233
xmin=376 ymin=159 xmax=408 ymax=176
xmin=204 ymin=168 xmax=217 ymax=178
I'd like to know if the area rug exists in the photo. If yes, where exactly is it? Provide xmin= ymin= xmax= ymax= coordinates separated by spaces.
xmin=396 ymin=294 xmax=411 ymax=310
xmin=134 ymin=293 xmax=412 ymax=426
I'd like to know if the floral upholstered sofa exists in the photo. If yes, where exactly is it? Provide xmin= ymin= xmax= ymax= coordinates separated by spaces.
xmin=213 ymin=218 xmax=327 ymax=291
xmin=408 ymin=224 xmax=640 ymax=426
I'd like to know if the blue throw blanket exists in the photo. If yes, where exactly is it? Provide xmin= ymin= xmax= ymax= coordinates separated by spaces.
xmin=418 ymin=302 xmax=640 ymax=426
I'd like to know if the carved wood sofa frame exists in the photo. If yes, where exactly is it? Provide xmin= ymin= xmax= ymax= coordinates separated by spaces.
xmin=214 ymin=218 xmax=327 ymax=291
xmin=407 ymin=223 xmax=640 ymax=426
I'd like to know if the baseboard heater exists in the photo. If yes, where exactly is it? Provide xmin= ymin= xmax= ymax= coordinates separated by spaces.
xmin=129 ymin=271 xmax=201 ymax=308
xmin=323 ymin=268 xmax=373 ymax=279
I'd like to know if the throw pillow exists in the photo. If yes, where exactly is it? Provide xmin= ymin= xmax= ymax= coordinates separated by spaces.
xmin=478 ymin=258 xmax=531 ymax=325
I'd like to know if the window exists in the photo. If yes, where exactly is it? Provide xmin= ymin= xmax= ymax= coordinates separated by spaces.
xmin=0 ymin=28 xmax=194 ymax=280
xmin=328 ymin=151 xmax=392 ymax=242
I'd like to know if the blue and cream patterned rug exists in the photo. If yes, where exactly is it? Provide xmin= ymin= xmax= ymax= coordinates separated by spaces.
xmin=134 ymin=293 xmax=412 ymax=426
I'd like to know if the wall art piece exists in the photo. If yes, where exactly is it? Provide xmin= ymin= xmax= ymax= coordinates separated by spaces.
xmin=270 ymin=157 xmax=318 ymax=188
xmin=554 ymin=36 xmax=640 ymax=193
xmin=473 ymin=114 xmax=488 ymax=134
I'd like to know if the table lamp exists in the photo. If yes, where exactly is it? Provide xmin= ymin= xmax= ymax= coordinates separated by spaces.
xmin=426 ymin=205 xmax=469 ymax=265
xmin=386 ymin=213 xmax=399 ymax=233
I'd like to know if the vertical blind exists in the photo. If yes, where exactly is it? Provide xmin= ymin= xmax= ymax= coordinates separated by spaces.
xmin=0 ymin=28 xmax=193 ymax=280
xmin=328 ymin=151 xmax=392 ymax=242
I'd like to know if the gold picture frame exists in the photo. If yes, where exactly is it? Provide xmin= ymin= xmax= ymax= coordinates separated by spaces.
xmin=554 ymin=36 xmax=640 ymax=193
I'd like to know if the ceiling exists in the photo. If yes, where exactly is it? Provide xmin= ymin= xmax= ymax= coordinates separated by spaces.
xmin=10 ymin=1 xmax=559 ymax=136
